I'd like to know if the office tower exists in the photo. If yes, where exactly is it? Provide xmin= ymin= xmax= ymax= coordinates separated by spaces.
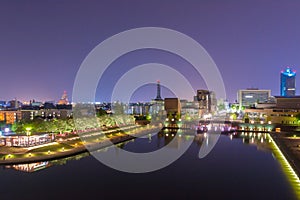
xmin=280 ymin=67 xmax=296 ymax=96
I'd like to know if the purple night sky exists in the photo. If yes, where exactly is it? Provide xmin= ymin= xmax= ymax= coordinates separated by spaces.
xmin=1 ymin=1 xmax=300 ymax=103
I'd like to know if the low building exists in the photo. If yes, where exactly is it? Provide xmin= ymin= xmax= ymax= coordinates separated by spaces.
xmin=164 ymin=98 xmax=181 ymax=118
xmin=243 ymin=96 xmax=300 ymax=125
xmin=0 ymin=110 xmax=22 ymax=124
xmin=0 ymin=133 xmax=54 ymax=147
xmin=238 ymin=88 xmax=271 ymax=108
xmin=275 ymin=96 xmax=300 ymax=109
xmin=180 ymin=100 xmax=199 ymax=119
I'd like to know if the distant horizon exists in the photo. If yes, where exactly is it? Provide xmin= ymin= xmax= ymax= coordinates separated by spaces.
xmin=1 ymin=1 xmax=300 ymax=103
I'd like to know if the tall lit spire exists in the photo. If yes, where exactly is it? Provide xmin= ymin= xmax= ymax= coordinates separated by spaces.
xmin=58 ymin=91 xmax=69 ymax=105
xmin=155 ymin=80 xmax=163 ymax=101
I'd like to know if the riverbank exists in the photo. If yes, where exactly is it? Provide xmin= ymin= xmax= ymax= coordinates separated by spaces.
xmin=0 ymin=126 xmax=161 ymax=165
xmin=269 ymin=132 xmax=300 ymax=178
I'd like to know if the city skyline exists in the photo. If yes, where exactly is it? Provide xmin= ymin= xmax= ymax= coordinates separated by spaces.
xmin=1 ymin=1 xmax=300 ymax=102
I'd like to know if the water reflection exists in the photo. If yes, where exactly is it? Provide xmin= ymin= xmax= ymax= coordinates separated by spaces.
xmin=5 ymin=161 xmax=51 ymax=173
xmin=3 ymin=152 xmax=90 ymax=173
xmin=4 ymin=130 xmax=274 ymax=173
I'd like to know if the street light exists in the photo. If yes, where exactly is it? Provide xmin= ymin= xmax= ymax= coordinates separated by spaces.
xmin=25 ymin=127 xmax=32 ymax=147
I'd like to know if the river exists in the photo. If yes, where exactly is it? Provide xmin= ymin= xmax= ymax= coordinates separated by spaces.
xmin=0 ymin=130 xmax=296 ymax=200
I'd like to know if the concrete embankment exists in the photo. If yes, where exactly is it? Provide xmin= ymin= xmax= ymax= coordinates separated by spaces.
xmin=269 ymin=132 xmax=300 ymax=178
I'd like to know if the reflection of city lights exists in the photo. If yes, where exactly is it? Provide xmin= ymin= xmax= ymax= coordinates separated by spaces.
xmin=207 ymin=124 xmax=212 ymax=131
xmin=203 ymin=113 xmax=212 ymax=120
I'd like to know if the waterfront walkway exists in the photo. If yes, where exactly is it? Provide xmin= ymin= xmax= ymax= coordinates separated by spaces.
xmin=0 ymin=126 xmax=160 ymax=165
xmin=270 ymin=132 xmax=300 ymax=177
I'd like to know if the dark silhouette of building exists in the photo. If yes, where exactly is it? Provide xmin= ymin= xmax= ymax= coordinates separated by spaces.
xmin=164 ymin=98 xmax=181 ymax=118
xmin=154 ymin=80 xmax=163 ymax=101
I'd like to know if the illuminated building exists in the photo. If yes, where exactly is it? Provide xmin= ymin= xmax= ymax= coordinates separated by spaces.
xmin=0 ymin=110 xmax=22 ymax=124
xmin=237 ymin=88 xmax=271 ymax=108
xmin=0 ymin=133 xmax=54 ymax=147
xmin=58 ymin=91 xmax=69 ymax=105
xmin=194 ymin=89 xmax=217 ymax=116
xmin=280 ymin=67 xmax=296 ymax=97
xmin=180 ymin=100 xmax=199 ymax=119
xmin=244 ymin=96 xmax=300 ymax=125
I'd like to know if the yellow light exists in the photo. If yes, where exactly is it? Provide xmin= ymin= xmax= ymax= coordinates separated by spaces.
xmin=268 ymin=134 xmax=300 ymax=198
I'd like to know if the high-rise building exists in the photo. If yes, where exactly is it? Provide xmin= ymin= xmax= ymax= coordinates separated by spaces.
xmin=280 ymin=67 xmax=296 ymax=97
xmin=194 ymin=90 xmax=217 ymax=115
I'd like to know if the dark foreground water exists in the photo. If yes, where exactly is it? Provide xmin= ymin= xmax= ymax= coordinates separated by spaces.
xmin=0 ymin=131 xmax=296 ymax=200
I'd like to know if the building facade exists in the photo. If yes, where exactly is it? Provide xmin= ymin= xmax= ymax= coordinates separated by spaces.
xmin=194 ymin=90 xmax=217 ymax=116
xmin=238 ymin=88 xmax=271 ymax=108
xmin=244 ymin=96 xmax=300 ymax=125
xmin=281 ymin=67 xmax=296 ymax=97
xmin=164 ymin=98 xmax=181 ymax=118
xmin=0 ymin=110 xmax=22 ymax=124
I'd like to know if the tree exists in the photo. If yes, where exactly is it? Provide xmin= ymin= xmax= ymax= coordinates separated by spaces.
xmin=96 ymin=108 xmax=107 ymax=117
xmin=295 ymin=113 xmax=300 ymax=123
xmin=112 ymin=102 xmax=124 ymax=115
